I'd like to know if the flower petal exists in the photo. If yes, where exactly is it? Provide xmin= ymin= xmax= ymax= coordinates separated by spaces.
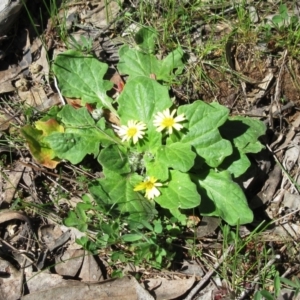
xmin=134 ymin=182 xmax=146 ymax=191
xmin=114 ymin=120 xmax=146 ymax=143
xmin=153 ymin=108 xmax=185 ymax=134
xmin=170 ymin=109 xmax=177 ymax=117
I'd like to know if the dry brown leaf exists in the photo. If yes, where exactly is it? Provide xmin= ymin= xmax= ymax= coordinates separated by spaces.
xmin=181 ymin=260 xmax=204 ymax=277
xmin=283 ymin=133 xmax=300 ymax=172
xmin=103 ymin=108 xmax=120 ymax=126
xmin=0 ymin=210 xmax=31 ymax=225
xmin=25 ymin=271 xmax=66 ymax=296
xmin=18 ymin=86 xmax=47 ymax=107
xmin=0 ymin=66 xmax=23 ymax=93
xmin=281 ymin=191 xmax=300 ymax=212
xmin=273 ymin=222 xmax=300 ymax=240
xmin=196 ymin=216 xmax=221 ymax=238
xmin=143 ymin=276 xmax=195 ymax=300
xmin=16 ymin=84 xmax=60 ymax=111
xmin=32 ymin=42 xmax=50 ymax=83
xmin=0 ymin=112 xmax=12 ymax=131
xmin=65 ymin=97 xmax=82 ymax=107
xmin=22 ymin=167 xmax=33 ymax=187
xmin=55 ymin=249 xmax=85 ymax=277
xmin=60 ymin=225 xmax=86 ymax=250
xmin=109 ymin=69 xmax=125 ymax=94
xmin=39 ymin=224 xmax=66 ymax=251
xmin=246 ymin=72 xmax=274 ymax=104
xmin=22 ymin=276 xmax=154 ymax=300
xmin=0 ymin=81 xmax=15 ymax=93
xmin=78 ymin=253 xmax=103 ymax=282
xmin=18 ymin=29 xmax=32 ymax=74
xmin=0 ymin=259 xmax=22 ymax=300
xmin=1 ymin=161 xmax=25 ymax=204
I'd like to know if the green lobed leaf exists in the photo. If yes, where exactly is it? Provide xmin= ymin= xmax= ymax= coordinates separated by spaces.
xmin=21 ymin=120 xmax=63 ymax=169
xmin=219 ymin=116 xmax=266 ymax=154
xmin=143 ymin=151 xmax=169 ymax=181
xmin=156 ymin=47 xmax=185 ymax=81
xmin=178 ymin=101 xmax=232 ymax=167
xmin=195 ymin=169 xmax=253 ymax=225
xmin=98 ymin=145 xmax=130 ymax=174
xmin=220 ymin=149 xmax=251 ymax=178
xmin=35 ymin=119 xmax=64 ymax=136
xmin=53 ymin=50 xmax=117 ymax=114
xmin=218 ymin=116 xmax=266 ymax=177
xmin=153 ymin=220 xmax=162 ymax=233
xmin=155 ymin=170 xmax=200 ymax=221
xmin=57 ymin=105 xmax=95 ymax=127
xmin=118 ymin=76 xmax=172 ymax=126
xmin=118 ymin=45 xmax=160 ymax=78
xmin=97 ymin=169 xmax=157 ymax=222
xmin=118 ymin=45 xmax=184 ymax=83
xmin=64 ymin=202 xmax=92 ymax=232
xmin=88 ymin=181 xmax=115 ymax=213
xmin=135 ymin=26 xmax=158 ymax=54
xmin=45 ymin=131 xmax=100 ymax=164
xmin=155 ymin=142 xmax=196 ymax=173
xmin=45 ymin=106 xmax=119 ymax=164
xmin=138 ymin=126 xmax=163 ymax=152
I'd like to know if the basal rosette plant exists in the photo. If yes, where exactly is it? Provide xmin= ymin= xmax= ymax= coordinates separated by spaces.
xmin=21 ymin=27 xmax=266 ymax=235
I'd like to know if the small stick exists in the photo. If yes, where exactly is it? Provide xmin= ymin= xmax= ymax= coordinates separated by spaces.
xmin=53 ymin=76 xmax=65 ymax=105
xmin=274 ymin=50 xmax=288 ymax=105
xmin=270 ymin=50 xmax=288 ymax=129
xmin=184 ymin=245 xmax=234 ymax=300
xmin=18 ymin=161 xmax=79 ymax=184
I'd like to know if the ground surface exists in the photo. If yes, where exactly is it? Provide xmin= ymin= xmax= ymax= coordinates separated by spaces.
xmin=1 ymin=1 xmax=300 ymax=299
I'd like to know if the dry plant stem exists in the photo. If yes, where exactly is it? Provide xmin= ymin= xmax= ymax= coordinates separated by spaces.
xmin=64 ymin=163 xmax=99 ymax=179
xmin=282 ymin=267 xmax=292 ymax=278
xmin=266 ymin=144 xmax=300 ymax=194
xmin=237 ymin=257 xmax=277 ymax=300
xmin=273 ymin=101 xmax=294 ymax=117
xmin=53 ymin=76 xmax=65 ymax=105
xmin=0 ymin=238 xmax=35 ymax=265
xmin=270 ymin=50 xmax=287 ymax=130
xmin=274 ymin=207 xmax=300 ymax=224
xmin=19 ymin=161 xmax=79 ymax=184
xmin=184 ymin=245 xmax=234 ymax=300
xmin=274 ymin=50 xmax=288 ymax=104
xmin=0 ymin=109 xmax=22 ymax=127
xmin=65 ymin=0 xmax=100 ymax=7
xmin=19 ymin=232 xmax=32 ymax=298
xmin=45 ymin=174 xmax=70 ymax=193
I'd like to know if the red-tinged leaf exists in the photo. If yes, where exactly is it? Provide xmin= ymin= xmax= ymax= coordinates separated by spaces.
xmin=21 ymin=125 xmax=61 ymax=169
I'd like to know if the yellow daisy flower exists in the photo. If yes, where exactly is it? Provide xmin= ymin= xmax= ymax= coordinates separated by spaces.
xmin=153 ymin=108 xmax=185 ymax=134
xmin=114 ymin=120 xmax=146 ymax=144
xmin=134 ymin=176 xmax=163 ymax=200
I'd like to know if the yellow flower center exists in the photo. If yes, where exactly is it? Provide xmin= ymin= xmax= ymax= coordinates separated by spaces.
xmin=127 ymin=127 xmax=137 ymax=137
xmin=145 ymin=181 xmax=155 ymax=190
xmin=162 ymin=118 xmax=175 ymax=128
